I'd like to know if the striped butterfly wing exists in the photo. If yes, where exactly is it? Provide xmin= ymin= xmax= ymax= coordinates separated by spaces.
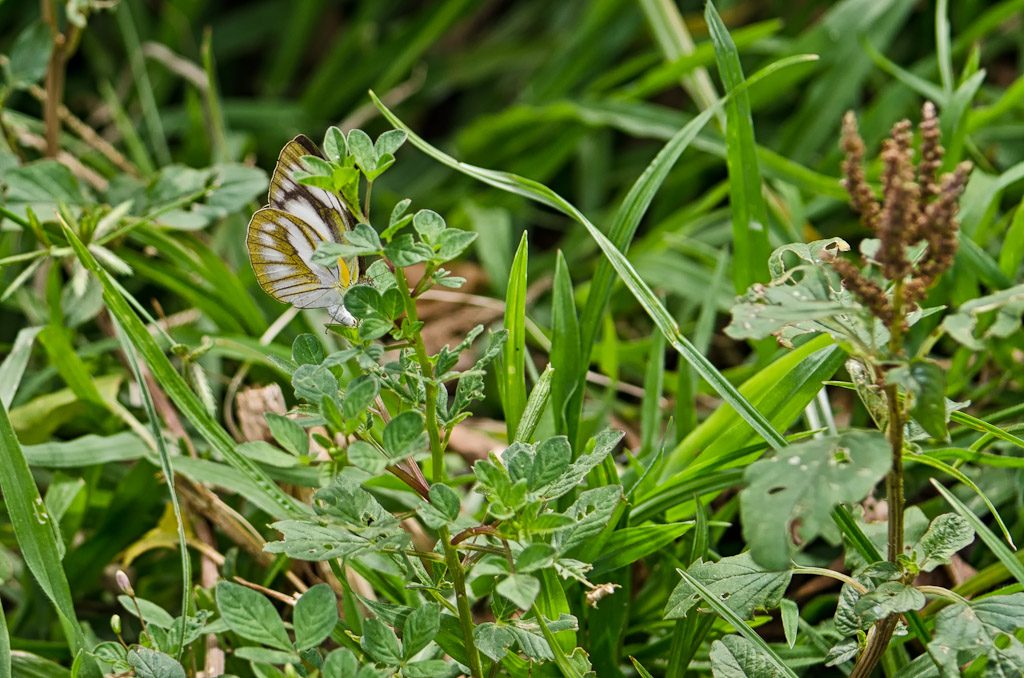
xmin=247 ymin=135 xmax=360 ymax=324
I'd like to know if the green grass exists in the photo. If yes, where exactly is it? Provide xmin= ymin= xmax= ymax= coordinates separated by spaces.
xmin=2 ymin=0 xmax=1024 ymax=676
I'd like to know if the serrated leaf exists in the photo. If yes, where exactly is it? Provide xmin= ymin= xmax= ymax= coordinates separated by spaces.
xmin=323 ymin=648 xmax=358 ymax=678
xmin=666 ymin=552 xmax=792 ymax=620
xmin=473 ymin=623 xmax=516 ymax=661
xmin=740 ymin=431 xmax=890 ymax=569
xmin=710 ymin=635 xmax=787 ymax=678
xmin=942 ymin=284 xmax=1024 ymax=350
xmin=531 ymin=429 xmax=623 ymax=501
xmin=360 ymin=617 xmax=401 ymax=664
xmin=528 ymin=435 xmax=571 ymax=490
xmin=383 ymin=234 xmax=434 ymax=267
xmin=553 ymin=485 xmax=622 ymax=554
xmin=852 ymin=582 xmax=925 ymax=626
xmin=428 ymin=483 xmax=460 ymax=521
xmin=127 ymin=647 xmax=186 ymax=678
xmin=402 ymin=603 xmax=440 ymax=658
xmin=382 ymin=411 xmax=425 ymax=458
xmin=294 ymin=583 xmax=338 ymax=650
xmin=215 ymin=582 xmax=292 ymax=651
xmin=928 ymin=593 xmax=1024 ymax=677
xmin=914 ymin=513 xmax=974 ymax=572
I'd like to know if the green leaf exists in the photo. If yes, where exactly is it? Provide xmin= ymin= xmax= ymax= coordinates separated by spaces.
xmin=347 ymin=129 xmax=377 ymax=172
xmin=403 ymin=660 xmax=455 ymax=678
xmin=63 ymin=225 xmax=303 ymax=520
xmin=382 ymin=411 xmax=425 ymax=458
xmin=343 ymin=376 xmax=380 ymax=420
xmin=292 ymin=335 xmax=325 ymax=366
xmin=914 ymin=513 xmax=974 ymax=572
xmin=553 ymin=485 xmax=623 ymax=555
xmin=590 ymin=522 xmax=692 ymax=577
xmin=532 ymin=430 xmax=623 ymax=501
xmin=215 ymin=582 xmax=292 ymax=651
xmin=0 ymin=326 xmax=41 ymax=409
xmin=499 ymin=232 xmax=529 ymax=440
xmin=413 ymin=209 xmax=445 ymax=243
xmin=126 ymin=648 xmax=186 ymax=678
xmin=323 ymin=127 xmax=347 ymax=162
xmin=5 ymin=21 xmax=53 ymax=88
xmin=666 ymin=552 xmax=792 ymax=621
xmin=927 ymin=593 xmax=1024 ymax=677
xmin=852 ymin=582 xmax=925 ymax=626
xmin=473 ymin=623 xmax=516 ymax=662
xmin=3 ymin=161 xmax=89 ymax=220
xmin=402 ymin=603 xmax=440 ymax=659
xmin=342 ymin=286 xmax=382 ymax=320
xmin=265 ymin=414 xmax=309 ymax=457
xmin=347 ymin=440 xmax=387 ymax=474
xmin=428 ymin=483 xmax=460 ymax=522
xmin=550 ymin=251 xmax=581 ymax=441
xmin=528 ymin=435 xmax=571 ymax=490
xmin=679 ymin=570 xmax=799 ymax=678
xmin=383 ymin=234 xmax=433 ymax=267
xmin=117 ymin=595 xmax=176 ymax=629
xmin=375 ymin=129 xmax=408 ymax=159
xmin=496 ymin=574 xmax=541 ymax=611
xmin=360 ymin=618 xmax=401 ymax=665
xmin=435 ymin=228 xmax=477 ymax=261
xmin=942 ymin=284 xmax=1024 ymax=350
xmin=516 ymin=544 xmax=557 ymax=573
xmin=709 ymin=634 xmax=788 ymax=678
xmin=0 ymin=395 xmax=90 ymax=664
xmin=890 ymin=359 xmax=950 ymax=441
xmin=513 ymin=364 xmax=552 ymax=444
xmin=740 ymin=430 xmax=890 ymax=569
xmin=374 ymin=69 xmax=808 ymax=455
xmin=707 ymin=1 xmax=770 ymax=295
xmin=780 ymin=599 xmax=799 ymax=649
xmin=322 ymin=649 xmax=358 ymax=678
xmin=292 ymin=364 xmax=339 ymax=403
xmin=293 ymin=584 xmax=338 ymax=651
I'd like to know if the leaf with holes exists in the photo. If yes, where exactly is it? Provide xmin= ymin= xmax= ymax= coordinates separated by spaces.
xmin=740 ymin=431 xmax=890 ymax=570
xmin=853 ymin=582 xmax=925 ymax=627
xmin=665 ymin=552 xmax=791 ymax=621
xmin=928 ymin=593 xmax=1024 ymax=677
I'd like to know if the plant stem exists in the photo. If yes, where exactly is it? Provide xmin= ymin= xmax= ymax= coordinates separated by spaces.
xmin=851 ymin=281 xmax=907 ymax=678
xmin=392 ymin=265 xmax=485 ymax=678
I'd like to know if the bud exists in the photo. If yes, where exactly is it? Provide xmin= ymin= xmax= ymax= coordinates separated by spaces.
xmin=110 ymin=614 xmax=121 ymax=635
xmin=116 ymin=570 xmax=134 ymax=596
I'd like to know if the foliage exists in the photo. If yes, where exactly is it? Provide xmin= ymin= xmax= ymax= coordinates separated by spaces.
xmin=1 ymin=1 xmax=1024 ymax=677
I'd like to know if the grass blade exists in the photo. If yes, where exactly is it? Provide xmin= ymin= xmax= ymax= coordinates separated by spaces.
xmin=677 ymin=570 xmax=800 ymax=678
xmin=500 ymin=232 xmax=529 ymax=440
xmin=550 ymin=250 xmax=582 ymax=444
xmin=61 ymin=222 xmax=305 ymax=520
xmin=0 ymin=398 xmax=93 ymax=673
xmin=372 ymin=58 xmax=818 ymax=454
xmin=706 ymin=1 xmax=770 ymax=294
xmin=112 ymin=319 xmax=191 ymax=658
xmin=0 ymin=326 xmax=41 ymax=408
xmin=932 ymin=479 xmax=1024 ymax=585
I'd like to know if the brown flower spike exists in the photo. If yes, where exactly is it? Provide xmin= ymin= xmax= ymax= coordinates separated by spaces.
xmin=836 ymin=103 xmax=972 ymax=328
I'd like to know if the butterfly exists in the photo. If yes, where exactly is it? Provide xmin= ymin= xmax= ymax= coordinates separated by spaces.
xmin=246 ymin=135 xmax=360 ymax=326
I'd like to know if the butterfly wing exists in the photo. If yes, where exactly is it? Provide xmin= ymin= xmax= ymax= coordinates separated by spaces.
xmin=247 ymin=207 xmax=344 ymax=309
xmin=247 ymin=135 xmax=360 ymax=324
